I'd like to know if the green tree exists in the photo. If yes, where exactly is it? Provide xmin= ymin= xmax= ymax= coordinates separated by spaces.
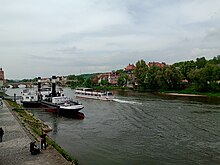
xmin=117 ymin=73 xmax=129 ymax=86
xmin=83 ymin=78 xmax=94 ymax=88
xmin=115 ymin=69 xmax=124 ymax=74
xmin=196 ymin=57 xmax=207 ymax=69
xmin=157 ymin=65 xmax=181 ymax=90
xmin=146 ymin=65 xmax=160 ymax=90
xmin=67 ymin=75 xmax=77 ymax=80
xmin=189 ymin=64 xmax=220 ymax=92
xmin=100 ymin=80 xmax=109 ymax=86
xmin=178 ymin=60 xmax=196 ymax=81
xmin=134 ymin=59 xmax=148 ymax=89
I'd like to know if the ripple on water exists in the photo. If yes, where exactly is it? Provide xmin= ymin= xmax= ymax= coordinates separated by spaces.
xmin=6 ymin=88 xmax=220 ymax=165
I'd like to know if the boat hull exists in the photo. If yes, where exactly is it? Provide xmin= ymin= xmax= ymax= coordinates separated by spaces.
xmin=21 ymin=101 xmax=41 ymax=108
xmin=75 ymin=94 xmax=114 ymax=101
xmin=40 ymin=100 xmax=84 ymax=116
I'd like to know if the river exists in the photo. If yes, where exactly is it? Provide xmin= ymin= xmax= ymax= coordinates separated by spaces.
xmin=6 ymin=87 xmax=220 ymax=165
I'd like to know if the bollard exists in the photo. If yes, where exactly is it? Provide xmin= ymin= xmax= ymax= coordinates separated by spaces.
xmin=14 ymin=93 xmax=16 ymax=102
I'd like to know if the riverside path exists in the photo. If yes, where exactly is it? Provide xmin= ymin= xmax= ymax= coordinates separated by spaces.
xmin=0 ymin=101 xmax=71 ymax=165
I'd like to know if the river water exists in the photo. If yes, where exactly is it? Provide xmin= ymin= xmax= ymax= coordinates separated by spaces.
xmin=6 ymin=87 xmax=220 ymax=165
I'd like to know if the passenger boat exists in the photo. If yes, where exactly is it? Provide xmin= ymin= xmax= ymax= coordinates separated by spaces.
xmin=40 ymin=96 xmax=84 ymax=116
xmin=21 ymin=89 xmax=40 ymax=107
xmin=39 ymin=76 xmax=84 ymax=117
xmin=75 ymin=88 xmax=114 ymax=101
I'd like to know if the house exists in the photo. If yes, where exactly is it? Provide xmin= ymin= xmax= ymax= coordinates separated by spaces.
xmin=97 ymin=72 xmax=119 ymax=85
xmin=124 ymin=64 xmax=137 ymax=87
xmin=124 ymin=64 xmax=136 ymax=73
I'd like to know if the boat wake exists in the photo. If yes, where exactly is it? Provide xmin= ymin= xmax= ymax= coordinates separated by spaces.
xmin=113 ymin=99 xmax=142 ymax=105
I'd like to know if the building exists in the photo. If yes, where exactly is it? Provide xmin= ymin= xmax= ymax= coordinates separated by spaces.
xmin=0 ymin=68 xmax=4 ymax=80
xmin=97 ymin=72 xmax=119 ymax=86
xmin=124 ymin=64 xmax=136 ymax=73
xmin=0 ymin=68 xmax=5 ymax=91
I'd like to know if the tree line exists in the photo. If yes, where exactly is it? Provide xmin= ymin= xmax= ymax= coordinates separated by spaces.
xmin=64 ymin=55 xmax=220 ymax=93
xmin=133 ymin=56 xmax=220 ymax=93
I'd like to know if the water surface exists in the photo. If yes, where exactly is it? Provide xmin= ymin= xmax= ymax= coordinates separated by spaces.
xmin=6 ymin=88 xmax=220 ymax=165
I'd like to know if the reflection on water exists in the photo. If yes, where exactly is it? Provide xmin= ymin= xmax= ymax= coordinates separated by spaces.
xmin=6 ymin=88 xmax=220 ymax=165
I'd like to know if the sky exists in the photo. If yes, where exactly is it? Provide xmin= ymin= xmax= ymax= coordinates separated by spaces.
xmin=1 ymin=0 xmax=220 ymax=79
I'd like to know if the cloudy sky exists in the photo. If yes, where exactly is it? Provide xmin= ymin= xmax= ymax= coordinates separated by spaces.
xmin=1 ymin=0 xmax=220 ymax=79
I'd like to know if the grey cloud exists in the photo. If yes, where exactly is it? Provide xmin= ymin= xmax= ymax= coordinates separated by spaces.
xmin=1 ymin=0 xmax=220 ymax=79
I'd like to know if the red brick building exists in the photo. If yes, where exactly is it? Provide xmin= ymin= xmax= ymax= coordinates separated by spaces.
xmin=0 ymin=68 xmax=4 ymax=80
xmin=0 ymin=68 xmax=5 ymax=88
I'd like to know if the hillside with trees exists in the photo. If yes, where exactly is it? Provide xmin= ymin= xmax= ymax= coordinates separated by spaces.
xmin=67 ymin=55 xmax=220 ymax=95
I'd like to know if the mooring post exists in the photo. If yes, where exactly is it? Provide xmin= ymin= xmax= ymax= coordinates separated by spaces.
xmin=14 ymin=93 xmax=16 ymax=102
xmin=52 ymin=76 xmax=56 ymax=97
xmin=38 ymin=77 xmax=41 ymax=101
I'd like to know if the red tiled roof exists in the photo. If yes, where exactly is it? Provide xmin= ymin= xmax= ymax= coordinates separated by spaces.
xmin=124 ymin=64 xmax=136 ymax=71
xmin=148 ymin=62 xmax=166 ymax=68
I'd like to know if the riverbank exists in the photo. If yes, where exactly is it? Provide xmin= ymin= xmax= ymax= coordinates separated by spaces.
xmin=157 ymin=90 xmax=220 ymax=98
xmin=1 ymin=99 xmax=77 ymax=165
xmin=158 ymin=92 xmax=208 ymax=97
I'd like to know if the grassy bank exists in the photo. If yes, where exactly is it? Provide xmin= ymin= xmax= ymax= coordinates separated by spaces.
xmin=4 ymin=98 xmax=78 ymax=165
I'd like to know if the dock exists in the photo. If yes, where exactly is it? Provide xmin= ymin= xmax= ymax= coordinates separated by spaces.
xmin=0 ymin=101 xmax=72 ymax=165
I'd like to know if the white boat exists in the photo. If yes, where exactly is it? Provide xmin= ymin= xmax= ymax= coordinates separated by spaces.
xmin=40 ymin=87 xmax=52 ymax=100
xmin=21 ymin=89 xmax=40 ymax=107
xmin=39 ymin=77 xmax=84 ymax=117
xmin=75 ymin=88 xmax=114 ymax=101
xmin=40 ymin=95 xmax=84 ymax=116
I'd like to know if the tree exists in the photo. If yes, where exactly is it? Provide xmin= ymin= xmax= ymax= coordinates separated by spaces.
xmin=67 ymin=75 xmax=77 ymax=80
xmin=196 ymin=57 xmax=207 ymax=69
xmin=146 ymin=65 xmax=160 ymax=90
xmin=83 ymin=78 xmax=93 ymax=88
xmin=157 ymin=65 xmax=181 ymax=90
xmin=117 ymin=73 xmax=129 ymax=87
xmin=178 ymin=60 xmax=196 ymax=81
xmin=115 ymin=69 xmax=124 ymax=74
xmin=209 ymin=55 xmax=220 ymax=65
xmin=100 ymin=80 xmax=109 ymax=86
xmin=189 ymin=64 xmax=220 ymax=92
xmin=134 ymin=59 xmax=148 ymax=90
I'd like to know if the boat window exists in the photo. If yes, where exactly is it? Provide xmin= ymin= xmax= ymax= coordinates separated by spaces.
xmin=108 ymin=93 xmax=113 ymax=96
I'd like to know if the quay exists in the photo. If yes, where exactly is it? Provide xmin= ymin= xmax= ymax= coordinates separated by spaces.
xmin=0 ymin=101 xmax=71 ymax=165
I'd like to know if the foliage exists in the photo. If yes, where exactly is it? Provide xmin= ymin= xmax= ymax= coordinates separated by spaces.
xmin=189 ymin=64 xmax=220 ymax=92
xmin=67 ymin=75 xmax=85 ymax=88
xmin=209 ymin=55 xmax=220 ymax=64
xmin=163 ymin=65 xmax=181 ymax=90
xmin=134 ymin=59 xmax=148 ymax=90
xmin=83 ymin=78 xmax=96 ymax=88
xmin=146 ymin=65 xmax=160 ymax=90
xmin=115 ymin=69 xmax=124 ymax=74
xmin=196 ymin=57 xmax=207 ymax=69
xmin=100 ymin=79 xmax=109 ymax=86
xmin=117 ymin=73 xmax=130 ymax=86
xmin=179 ymin=60 xmax=196 ymax=81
